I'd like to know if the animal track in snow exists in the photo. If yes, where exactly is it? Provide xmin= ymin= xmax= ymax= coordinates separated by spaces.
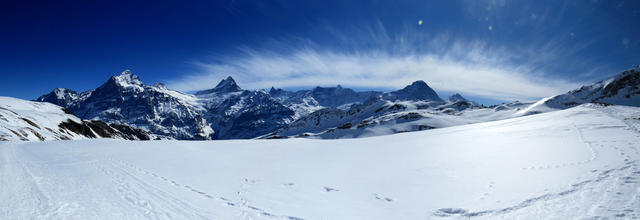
xmin=479 ymin=181 xmax=495 ymax=201
xmin=373 ymin=193 xmax=393 ymax=202
xmin=521 ymin=125 xmax=597 ymax=171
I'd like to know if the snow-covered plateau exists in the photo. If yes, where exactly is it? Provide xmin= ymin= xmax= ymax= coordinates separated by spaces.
xmin=2 ymin=103 xmax=639 ymax=219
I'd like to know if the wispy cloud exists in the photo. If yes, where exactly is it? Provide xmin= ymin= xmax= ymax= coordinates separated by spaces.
xmin=167 ymin=15 xmax=591 ymax=102
xmin=168 ymin=41 xmax=581 ymax=102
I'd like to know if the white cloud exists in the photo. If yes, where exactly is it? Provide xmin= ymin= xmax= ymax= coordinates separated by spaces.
xmin=167 ymin=43 xmax=582 ymax=102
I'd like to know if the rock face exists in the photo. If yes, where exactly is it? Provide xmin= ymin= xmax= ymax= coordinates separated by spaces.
xmin=192 ymin=77 xmax=296 ymax=139
xmin=195 ymin=76 xmax=242 ymax=95
xmin=38 ymin=70 xmax=214 ymax=140
xmin=0 ymin=96 xmax=151 ymax=141
xmin=383 ymin=80 xmax=443 ymax=102
xmin=269 ymin=85 xmax=382 ymax=119
xmin=202 ymin=90 xmax=295 ymax=139
xmin=448 ymin=93 xmax=468 ymax=102
xmin=36 ymin=88 xmax=92 ymax=108
xmin=32 ymin=71 xmax=509 ymax=140
xmin=37 ymin=71 xmax=295 ymax=140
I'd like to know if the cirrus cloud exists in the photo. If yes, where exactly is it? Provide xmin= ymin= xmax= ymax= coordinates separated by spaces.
xmin=167 ymin=40 xmax=583 ymax=102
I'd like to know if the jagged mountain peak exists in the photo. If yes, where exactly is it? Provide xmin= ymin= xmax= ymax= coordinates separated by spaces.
xmin=312 ymin=85 xmax=352 ymax=94
xmin=384 ymin=80 xmax=443 ymax=101
xmin=448 ymin=93 xmax=468 ymax=102
xmin=215 ymin=76 xmax=242 ymax=91
xmin=195 ymin=76 xmax=243 ymax=95
xmin=120 ymin=69 xmax=133 ymax=75
xmin=53 ymin=87 xmax=73 ymax=93
xmin=409 ymin=80 xmax=428 ymax=87
xmin=35 ymin=88 xmax=80 ymax=108
xmin=108 ymin=70 xmax=145 ymax=89
xmin=52 ymin=88 xmax=78 ymax=97
xmin=402 ymin=80 xmax=431 ymax=92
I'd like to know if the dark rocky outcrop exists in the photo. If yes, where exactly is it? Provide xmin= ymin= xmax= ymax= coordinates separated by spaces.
xmin=58 ymin=119 xmax=151 ymax=140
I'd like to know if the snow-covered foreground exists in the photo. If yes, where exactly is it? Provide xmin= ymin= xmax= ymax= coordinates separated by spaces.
xmin=1 ymin=104 xmax=640 ymax=219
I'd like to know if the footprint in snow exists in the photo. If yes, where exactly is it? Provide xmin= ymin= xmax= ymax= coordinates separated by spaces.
xmin=373 ymin=193 xmax=393 ymax=202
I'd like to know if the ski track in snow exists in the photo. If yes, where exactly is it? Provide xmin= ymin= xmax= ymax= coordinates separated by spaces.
xmin=0 ymin=145 xmax=57 ymax=219
xmin=100 ymin=156 xmax=306 ymax=220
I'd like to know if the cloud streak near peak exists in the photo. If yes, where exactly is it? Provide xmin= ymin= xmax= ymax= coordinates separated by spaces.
xmin=168 ymin=41 xmax=582 ymax=102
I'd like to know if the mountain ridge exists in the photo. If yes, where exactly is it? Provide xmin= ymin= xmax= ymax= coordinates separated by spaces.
xmin=31 ymin=66 xmax=640 ymax=140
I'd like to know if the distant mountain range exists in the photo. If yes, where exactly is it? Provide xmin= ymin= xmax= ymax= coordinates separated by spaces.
xmin=1 ymin=65 xmax=636 ymax=141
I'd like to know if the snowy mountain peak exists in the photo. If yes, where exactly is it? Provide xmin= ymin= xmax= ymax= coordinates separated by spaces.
xmin=195 ymin=76 xmax=242 ymax=95
xmin=53 ymin=88 xmax=77 ymax=99
xmin=410 ymin=80 xmax=428 ymax=87
xmin=110 ymin=70 xmax=144 ymax=89
xmin=120 ymin=69 xmax=133 ymax=76
xmin=448 ymin=93 xmax=468 ymax=102
xmin=216 ymin=76 xmax=241 ymax=91
xmin=384 ymin=80 xmax=443 ymax=101
xmin=269 ymin=86 xmax=279 ymax=94
xmin=35 ymin=88 xmax=80 ymax=108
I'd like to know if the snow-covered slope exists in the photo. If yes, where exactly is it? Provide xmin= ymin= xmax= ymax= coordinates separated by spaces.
xmin=264 ymin=94 xmax=526 ymax=139
xmin=519 ymin=66 xmax=640 ymax=115
xmin=1 ymin=104 xmax=639 ymax=219
xmin=0 ymin=96 xmax=152 ymax=141
xmin=269 ymin=85 xmax=382 ymax=119
xmin=271 ymin=66 xmax=640 ymax=140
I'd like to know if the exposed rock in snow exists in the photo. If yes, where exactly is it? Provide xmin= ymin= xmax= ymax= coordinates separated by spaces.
xmin=35 ymin=88 xmax=92 ymax=108
xmin=195 ymin=76 xmax=243 ymax=95
xmin=38 ymin=70 xmax=214 ymax=140
xmin=0 ymin=96 xmax=152 ymax=141
xmin=203 ymin=90 xmax=295 ymax=139
xmin=448 ymin=93 xmax=468 ymax=102
xmin=519 ymin=66 xmax=640 ymax=116
xmin=269 ymin=85 xmax=382 ymax=119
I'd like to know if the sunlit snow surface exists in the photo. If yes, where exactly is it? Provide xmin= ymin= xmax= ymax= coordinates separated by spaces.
xmin=1 ymin=104 xmax=639 ymax=219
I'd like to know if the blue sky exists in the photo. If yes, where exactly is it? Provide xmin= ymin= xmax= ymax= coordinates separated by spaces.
xmin=1 ymin=0 xmax=639 ymax=104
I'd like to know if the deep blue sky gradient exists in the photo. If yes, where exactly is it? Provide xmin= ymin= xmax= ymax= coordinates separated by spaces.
xmin=1 ymin=0 xmax=639 ymax=104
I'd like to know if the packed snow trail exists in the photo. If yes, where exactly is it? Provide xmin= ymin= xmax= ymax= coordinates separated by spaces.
xmin=1 ymin=104 xmax=639 ymax=219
